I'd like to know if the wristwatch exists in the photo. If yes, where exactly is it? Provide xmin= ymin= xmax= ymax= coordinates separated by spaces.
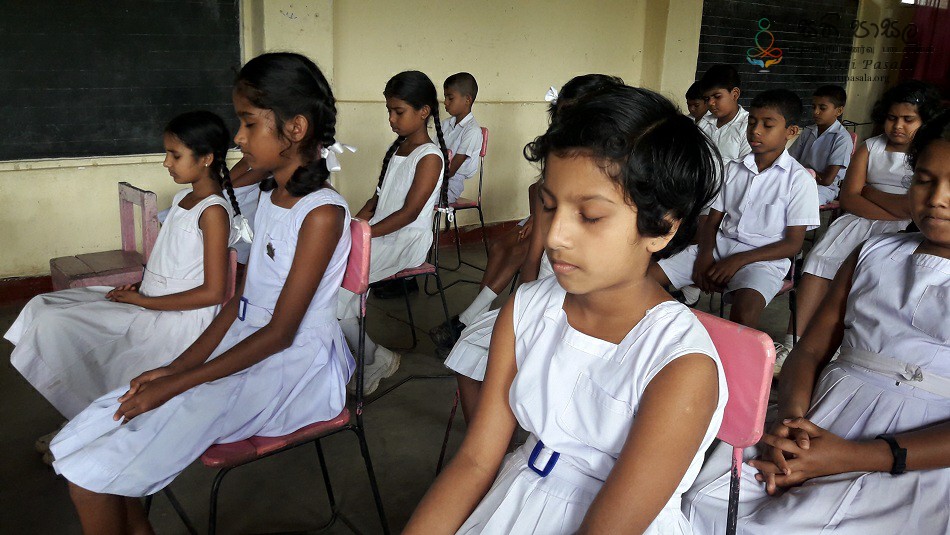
xmin=875 ymin=434 xmax=907 ymax=475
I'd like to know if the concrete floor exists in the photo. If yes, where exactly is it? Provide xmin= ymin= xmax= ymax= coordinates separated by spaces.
xmin=0 ymin=242 xmax=795 ymax=534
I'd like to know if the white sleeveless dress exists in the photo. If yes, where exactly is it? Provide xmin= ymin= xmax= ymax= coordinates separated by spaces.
xmin=5 ymin=190 xmax=237 ymax=419
xmin=337 ymin=142 xmax=444 ymax=319
xmin=686 ymin=233 xmax=950 ymax=534
xmin=458 ymin=276 xmax=728 ymax=534
xmin=49 ymin=188 xmax=354 ymax=497
xmin=802 ymin=134 xmax=912 ymax=280
xmin=444 ymin=253 xmax=554 ymax=381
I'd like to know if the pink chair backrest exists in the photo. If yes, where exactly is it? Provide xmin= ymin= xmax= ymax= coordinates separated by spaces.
xmin=850 ymin=131 xmax=858 ymax=155
xmin=342 ymin=219 xmax=371 ymax=296
xmin=118 ymin=182 xmax=159 ymax=262
xmin=692 ymin=309 xmax=775 ymax=449
xmin=223 ymin=248 xmax=238 ymax=304
xmin=480 ymin=127 xmax=489 ymax=158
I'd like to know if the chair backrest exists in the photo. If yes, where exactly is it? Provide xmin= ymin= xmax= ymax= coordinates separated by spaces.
xmin=850 ymin=131 xmax=858 ymax=155
xmin=223 ymin=248 xmax=238 ymax=304
xmin=692 ymin=309 xmax=775 ymax=449
xmin=342 ymin=218 xmax=372 ymax=297
xmin=477 ymin=127 xmax=489 ymax=201
xmin=118 ymin=182 xmax=160 ymax=262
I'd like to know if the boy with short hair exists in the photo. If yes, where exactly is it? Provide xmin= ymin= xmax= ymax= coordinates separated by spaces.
xmin=698 ymin=64 xmax=751 ymax=163
xmin=441 ymin=72 xmax=483 ymax=204
xmin=686 ymin=81 xmax=710 ymax=124
xmin=650 ymin=89 xmax=819 ymax=329
xmin=788 ymin=85 xmax=854 ymax=204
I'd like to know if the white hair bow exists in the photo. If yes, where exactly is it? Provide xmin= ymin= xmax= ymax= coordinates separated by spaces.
xmin=544 ymin=86 xmax=559 ymax=104
xmin=321 ymin=141 xmax=358 ymax=173
xmin=436 ymin=205 xmax=455 ymax=223
xmin=232 ymin=214 xmax=254 ymax=244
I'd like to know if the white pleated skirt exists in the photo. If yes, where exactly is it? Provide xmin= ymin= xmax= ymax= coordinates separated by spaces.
xmin=803 ymin=214 xmax=910 ymax=280
xmin=49 ymin=315 xmax=352 ymax=497
xmin=685 ymin=361 xmax=950 ymax=534
xmin=6 ymin=287 xmax=215 ymax=419
xmin=459 ymin=442 xmax=692 ymax=534
xmin=443 ymin=308 xmax=498 ymax=381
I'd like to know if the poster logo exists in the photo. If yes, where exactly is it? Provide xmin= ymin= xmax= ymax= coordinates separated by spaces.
xmin=747 ymin=18 xmax=783 ymax=72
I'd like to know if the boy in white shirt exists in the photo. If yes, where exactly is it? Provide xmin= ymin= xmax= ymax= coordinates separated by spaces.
xmin=698 ymin=64 xmax=751 ymax=163
xmin=650 ymin=89 xmax=819 ymax=329
xmin=686 ymin=81 xmax=711 ymax=125
xmin=441 ymin=72 xmax=483 ymax=204
xmin=788 ymin=85 xmax=854 ymax=204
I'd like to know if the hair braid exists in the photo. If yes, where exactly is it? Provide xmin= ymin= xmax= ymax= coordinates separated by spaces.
xmin=430 ymin=108 xmax=451 ymax=207
xmin=376 ymin=136 xmax=405 ymax=194
xmin=219 ymin=162 xmax=241 ymax=216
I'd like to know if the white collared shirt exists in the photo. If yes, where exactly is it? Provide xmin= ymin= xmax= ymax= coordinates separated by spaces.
xmin=788 ymin=120 xmax=853 ymax=189
xmin=711 ymin=150 xmax=820 ymax=249
xmin=441 ymin=113 xmax=482 ymax=181
xmin=700 ymin=106 xmax=751 ymax=163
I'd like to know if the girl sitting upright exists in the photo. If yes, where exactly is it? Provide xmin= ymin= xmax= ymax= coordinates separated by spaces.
xmin=777 ymin=80 xmax=942 ymax=361
xmin=6 ymin=110 xmax=239 ymax=420
xmin=49 ymin=52 xmax=353 ymax=534
xmin=686 ymin=109 xmax=950 ymax=535
xmin=337 ymin=70 xmax=449 ymax=396
xmin=405 ymin=83 xmax=726 ymax=534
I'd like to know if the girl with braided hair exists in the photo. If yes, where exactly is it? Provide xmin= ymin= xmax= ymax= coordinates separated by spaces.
xmin=47 ymin=53 xmax=353 ymax=533
xmin=8 ymin=110 xmax=240 ymax=428
xmin=339 ymin=70 xmax=449 ymax=396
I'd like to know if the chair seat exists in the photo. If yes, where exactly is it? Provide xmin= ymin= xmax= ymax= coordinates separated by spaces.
xmin=819 ymin=200 xmax=840 ymax=211
xmin=449 ymin=197 xmax=479 ymax=209
xmin=776 ymin=278 xmax=794 ymax=296
xmin=383 ymin=263 xmax=437 ymax=280
xmin=50 ymin=249 xmax=145 ymax=290
xmin=200 ymin=408 xmax=351 ymax=469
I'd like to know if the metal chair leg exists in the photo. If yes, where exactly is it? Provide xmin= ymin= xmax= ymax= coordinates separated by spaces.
xmin=435 ymin=273 xmax=451 ymax=323
xmin=477 ymin=206 xmax=489 ymax=257
xmin=163 ymin=489 xmax=198 ymax=535
xmin=352 ymin=424 xmax=390 ymax=535
xmin=401 ymin=278 xmax=419 ymax=349
xmin=308 ymin=439 xmax=340 ymax=531
xmin=208 ymin=467 xmax=231 ymax=535
xmin=436 ymin=389 xmax=461 ymax=473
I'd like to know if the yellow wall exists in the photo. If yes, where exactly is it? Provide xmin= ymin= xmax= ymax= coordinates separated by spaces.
xmin=1 ymin=0 xmax=703 ymax=278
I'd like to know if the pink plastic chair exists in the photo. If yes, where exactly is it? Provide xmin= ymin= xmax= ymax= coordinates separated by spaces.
xmin=692 ymin=309 xmax=775 ymax=535
xmin=188 ymin=219 xmax=388 ymax=535
xmin=50 ymin=182 xmax=159 ymax=290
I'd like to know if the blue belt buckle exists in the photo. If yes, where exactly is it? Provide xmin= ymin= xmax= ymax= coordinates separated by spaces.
xmin=238 ymin=296 xmax=248 ymax=321
xmin=528 ymin=439 xmax=559 ymax=477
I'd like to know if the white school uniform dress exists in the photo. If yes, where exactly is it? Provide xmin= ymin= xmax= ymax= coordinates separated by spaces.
xmin=337 ymin=143 xmax=444 ymax=319
xmin=685 ymin=233 xmax=950 ymax=534
xmin=457 ymin=276 xmax=728 ymax=534
xmin=658 ymin=151 xmax=819 ymax=304
xmin=441 ymin=113 xmax=482 ymax=204
xmin=802 ymin=134 xmax=912 ymax=280
xmin=444 ymin=253 xmax=554 ymax=381
xmin=788 ymin=120 xmax=854 ymax=204
xmin=231 ymin=182 xmax=262 ymax=264
xmin=5 ymin=190 xmax=237 ymax=419
xmin=699 ymin=105 xmax=752 ymax=163
xmin=49 ymin=187 xmax=354 ymax=497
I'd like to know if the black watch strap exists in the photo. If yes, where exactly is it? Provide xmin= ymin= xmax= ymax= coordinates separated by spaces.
xmin=876 ymin=434 xmax=907 ymax=475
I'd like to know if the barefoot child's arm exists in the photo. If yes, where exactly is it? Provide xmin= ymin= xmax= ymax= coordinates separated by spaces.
xmin=107 ymin=204 xmax=232 ymax=310
xmin=578 ymin=353 xmax=720 ymax=533
xmin=115 ymin=204 xmax=345 ymax=420
xmin=370 ymin=154 xmax=442 ymax=238
xmin=839 ymin=145 xmax=903 ymax=220
xmin=860 ymin=186 xmax=912 ymax=219
xmin=405 ymin=298 xmax=520 ymax=533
